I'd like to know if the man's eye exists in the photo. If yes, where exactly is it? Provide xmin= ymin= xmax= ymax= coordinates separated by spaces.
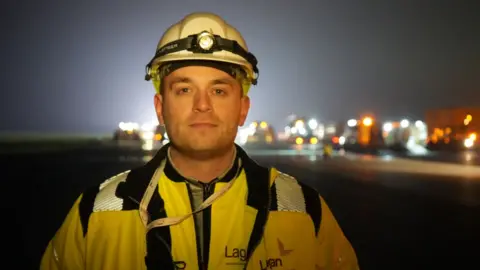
xmin=214 ymin=89 xmax=225 ymax=95
xmin=176 ymin=88 xmax=190 ymax=94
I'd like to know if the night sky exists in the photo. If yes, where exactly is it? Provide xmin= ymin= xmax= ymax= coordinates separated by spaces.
xmin=1 ymin=0 xmax=479 ymax=134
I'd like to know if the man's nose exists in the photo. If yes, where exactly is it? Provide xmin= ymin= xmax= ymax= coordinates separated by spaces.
xmin=193 ymin=90 xmax=212 ymax=113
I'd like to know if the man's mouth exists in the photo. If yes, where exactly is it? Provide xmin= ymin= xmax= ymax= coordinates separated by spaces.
xmin=189 ymin=123 xmax=217 ymax=128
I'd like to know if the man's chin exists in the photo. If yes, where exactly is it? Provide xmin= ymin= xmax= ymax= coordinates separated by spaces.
xmin=187 ymin=143 xmax=223 ymax=153
xmin=175 ymin=142 xmax=233 ymax=159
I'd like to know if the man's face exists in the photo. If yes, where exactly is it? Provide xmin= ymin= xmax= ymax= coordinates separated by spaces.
xmin=154 ymin=65 xmax=250 ymax=155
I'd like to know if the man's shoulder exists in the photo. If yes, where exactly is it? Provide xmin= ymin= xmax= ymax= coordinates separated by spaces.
xmin=81 ymin=170 xmax=131 ymax=213
xmin=75 ymin=170 xmax=132 ymax=236
xmin=270 ymin=169 xmax=322 ymax=234
xmin=272 ymin=169 xmax=320 ymax=200
xmin=99 ymin=170 xmax=131 ymax=191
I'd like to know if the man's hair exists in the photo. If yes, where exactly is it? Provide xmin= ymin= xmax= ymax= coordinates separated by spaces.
xmin=159 ymin=77 xmax=166 ymax=96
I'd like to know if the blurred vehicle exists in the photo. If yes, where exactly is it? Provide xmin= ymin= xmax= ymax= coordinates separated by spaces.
xmin=381 ymin=119 xmax=428 ymax=152
xmin=284 ymin=117 xmax=321 ymax=146
xmin=113 ymin=122 xmax=141 ymax=141
xmin=340 ymin=116 xmax=384 ymax=150
xmin=241 ymin=121 xmax=276 ymax=146
xmin=290 ymin=135 xmax=319 ymax=146
xmin=425 ymin=107 xmax=479 ymax=150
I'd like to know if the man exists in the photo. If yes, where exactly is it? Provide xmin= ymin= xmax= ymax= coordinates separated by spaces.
xmin=41 ymin=12 xmax=359 ymax=270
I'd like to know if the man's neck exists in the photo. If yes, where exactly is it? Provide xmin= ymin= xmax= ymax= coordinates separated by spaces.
xmin=168 ymin=145 xmax=237 ymax=183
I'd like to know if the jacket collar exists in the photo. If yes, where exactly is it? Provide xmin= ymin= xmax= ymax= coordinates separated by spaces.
xmin=163 ymin=146 xmax=242 ymax=184
xmin=116 ymin=143 xmax=270 ymax=211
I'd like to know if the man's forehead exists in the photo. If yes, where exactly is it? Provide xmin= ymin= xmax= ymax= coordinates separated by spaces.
xmin=166 ymin=66 xmax=238 ymax=85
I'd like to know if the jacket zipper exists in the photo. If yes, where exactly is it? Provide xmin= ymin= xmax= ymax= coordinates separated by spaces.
xmin=201 ymin=182 xmax=214 ymax=270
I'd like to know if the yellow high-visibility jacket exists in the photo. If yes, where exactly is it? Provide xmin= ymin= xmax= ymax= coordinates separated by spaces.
xmin=41 ymin=144 xmax=359 ymax=270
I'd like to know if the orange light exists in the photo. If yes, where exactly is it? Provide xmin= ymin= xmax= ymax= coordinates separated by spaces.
xmin=154 ymin=134 xmax=162 ymax=141
xmin=464 ymin=114 xmax=472 ymax=126
xmin=332 ymin=136 xmax=339 ymax=144
xmin=470 ymin=133 xmax=477 ymax=141
xmin=295 ymin=137 xmax=304 ymax=145
xmin=362 ymin=117 xmax=373 ymax=126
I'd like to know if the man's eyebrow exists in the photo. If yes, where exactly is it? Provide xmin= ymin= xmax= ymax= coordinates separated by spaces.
xmin=210 ymin=77 xmax=236 ymax=85
xmin=170 ymin=77 xmax=192 ymax=84
xmin=168 ymin=77 xmax=191 ymax=90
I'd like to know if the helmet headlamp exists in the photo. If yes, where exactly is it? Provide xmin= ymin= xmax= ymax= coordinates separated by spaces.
xmin=144 ymin=31 xmax=259 ymax=85
xmin=197 ymin=31 xmax=215 ymax=51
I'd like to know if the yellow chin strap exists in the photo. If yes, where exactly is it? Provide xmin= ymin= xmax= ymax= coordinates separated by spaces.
xmin=152 ymin=79 xmax=161 ymax=94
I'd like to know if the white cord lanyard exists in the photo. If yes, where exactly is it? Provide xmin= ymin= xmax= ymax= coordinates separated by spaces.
xmin=139 ymin=161 xmax=236 ymax=233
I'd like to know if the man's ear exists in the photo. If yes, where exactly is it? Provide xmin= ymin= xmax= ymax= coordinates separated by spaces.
xmin=154 ymin=94 xmax=165 ymax=125
xmin=238 ymin=95 xmax=250 ymax=126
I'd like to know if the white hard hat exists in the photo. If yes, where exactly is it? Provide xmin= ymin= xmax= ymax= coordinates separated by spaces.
xmin=145 ymin=12 xmax=259 ymax=94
